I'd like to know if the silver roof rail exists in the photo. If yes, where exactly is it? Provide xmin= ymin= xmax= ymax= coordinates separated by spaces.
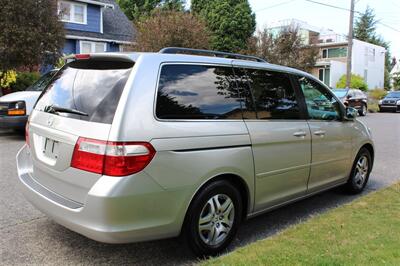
xmin=159 ymin=47 xmax=267 ymax=63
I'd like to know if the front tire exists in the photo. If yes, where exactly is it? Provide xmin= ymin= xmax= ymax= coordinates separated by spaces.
xmin=183 ymin=180 xmax=242 ymax=257
xmin=359 ymin=104 xmax=367 ymax=116
xmin=345 ymin=148 xmax=372 ymax=194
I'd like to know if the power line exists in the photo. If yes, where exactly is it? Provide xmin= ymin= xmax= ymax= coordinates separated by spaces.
xmin=303 ymin=0 xmax=400 ymax=33
xmin=303 ymin=0 xmax=358 ymax=13
xmin=255 ymin=0 xmax=297 ymax=13
xmin=376 ymin=21 xmax=400 ymax=33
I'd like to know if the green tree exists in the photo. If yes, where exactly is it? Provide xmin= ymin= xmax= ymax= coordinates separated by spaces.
xmin=192 ymin=0 xmax=256 ymax=52
xmin=117 ymin=0 xmax=185 ymax=21
xmin=392 ymin=72 xmax=400 ymax=90
xmin=336 ymin=74 xmax=368 ymax=91
xmin=354 ymin=6 xmax=392 ymax=90
xmin=132 ymin=10 xmax=210 ymax=51
xmin=0 ymin=0 xmax=64 ymax=74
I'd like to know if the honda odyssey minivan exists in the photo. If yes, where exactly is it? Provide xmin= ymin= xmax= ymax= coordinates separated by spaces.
xmin=17 ymin=48 xmax=374 ymax=256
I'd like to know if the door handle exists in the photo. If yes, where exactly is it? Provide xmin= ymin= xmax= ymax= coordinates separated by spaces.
xmin=314 ymin=130 xmax=326 ymax=136
xmin=293 ymin=131 xmax=307 ymax=137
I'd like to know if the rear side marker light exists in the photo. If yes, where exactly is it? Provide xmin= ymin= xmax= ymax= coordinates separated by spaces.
xmin=71 ymin=137 xmax=156 ymax=176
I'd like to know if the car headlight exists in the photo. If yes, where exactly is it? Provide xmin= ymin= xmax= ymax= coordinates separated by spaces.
xmin=397 ymin=100 xmax=400 ymax=105
xmin=7 ymin=101 xmax=26 ymax=116
xmin=379 ymin=100 xmax=383 ymax=105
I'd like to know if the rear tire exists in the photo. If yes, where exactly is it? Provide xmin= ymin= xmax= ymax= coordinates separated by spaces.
xmin=183 ymin=180 xmax=242 ymax=257
xmin=345 ymin=148 xmax=372 ymax=194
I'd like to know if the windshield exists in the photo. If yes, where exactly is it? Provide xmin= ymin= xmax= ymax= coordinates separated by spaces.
xmin=35 ymin=60 xmax=134 ymax=124
xmin=332 ymin=89 xmax=348 ymax=98
xmin=26 ymin=71 xmax=57 ymax=91
xmin=387 ymin=91 xmax=400 ymax=98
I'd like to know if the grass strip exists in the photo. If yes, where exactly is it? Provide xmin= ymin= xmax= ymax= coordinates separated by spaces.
xmin=203 ymin=183 xmax=400 ymax=266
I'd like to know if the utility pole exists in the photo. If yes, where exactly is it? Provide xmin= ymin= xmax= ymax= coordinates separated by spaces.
xmin=346 ymin=0 xmax=355 ymax=88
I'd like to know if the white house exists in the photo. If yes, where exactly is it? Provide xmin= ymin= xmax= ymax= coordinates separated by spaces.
xmin=267 ymin=19 xmax=386 ymax=89
xmin=314 ymin=39 xmax=386 ymax=89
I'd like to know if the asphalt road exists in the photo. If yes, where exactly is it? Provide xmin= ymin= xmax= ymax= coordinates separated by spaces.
xmin=1 ymin=113 xmax=399 ymax=265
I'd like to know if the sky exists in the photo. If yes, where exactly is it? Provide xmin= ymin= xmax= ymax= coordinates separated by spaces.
xmin=248 ymin=0 xmax=400 ymax=59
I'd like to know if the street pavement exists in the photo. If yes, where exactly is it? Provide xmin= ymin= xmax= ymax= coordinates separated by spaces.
xmin=0 ymin=113 xmax=399 ymax=265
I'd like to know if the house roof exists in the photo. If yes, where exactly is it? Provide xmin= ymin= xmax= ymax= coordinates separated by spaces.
xmin=66 ymin=0 xmax=135 ymax=43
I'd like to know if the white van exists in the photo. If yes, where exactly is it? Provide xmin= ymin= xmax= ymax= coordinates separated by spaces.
xmin=0 ymin=70 xmax=57 ymax=130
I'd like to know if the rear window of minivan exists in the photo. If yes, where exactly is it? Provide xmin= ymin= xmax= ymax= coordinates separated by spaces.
xmin=35 ymin=60 xmax=133 ymax=124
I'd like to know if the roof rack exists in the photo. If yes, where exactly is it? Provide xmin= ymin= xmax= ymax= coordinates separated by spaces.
xmin=159 ymin=47 xmax=267 ymax=63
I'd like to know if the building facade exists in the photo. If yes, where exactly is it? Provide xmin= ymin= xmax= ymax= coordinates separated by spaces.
xmin=57 ymin=0 xmax=135 ymax=55
xmin=267 ymin=19 xmax=386 ymax=89
xmin=313 ymin=39 xmax=386 ymax=89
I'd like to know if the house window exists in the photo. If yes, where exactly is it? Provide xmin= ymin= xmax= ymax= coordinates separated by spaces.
xmin=318 ymin=68 xmax=330 ymax=86
xmin=80 ymin=41 xmax=106 ymax=53
xmin=321 ymin=48 xmax=347 ymax=59
xmin=58 ymin=1 xmax=87 ymax=24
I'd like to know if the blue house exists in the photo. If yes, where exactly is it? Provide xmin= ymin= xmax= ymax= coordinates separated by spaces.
xmin=57 ymin=0 xmax=135 ymax=55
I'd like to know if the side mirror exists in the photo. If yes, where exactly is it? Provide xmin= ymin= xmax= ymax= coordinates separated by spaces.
xmin=346 ymin=95 xmax=352 ymax=99
xmin=346 ymin=107 xmax=358 ymax=120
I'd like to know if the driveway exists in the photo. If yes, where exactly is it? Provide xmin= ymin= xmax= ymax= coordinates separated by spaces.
xmin=1 ymin=113 xmax=399 ymax=265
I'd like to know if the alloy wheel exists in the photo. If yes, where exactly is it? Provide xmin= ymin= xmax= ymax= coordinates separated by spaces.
xmin=362 ymin=105 xmax=367 ymax=116
xmin=354 ymin=155 xmax=369 ymax=189
xmin=198 ymin=194 xmax=235 ymax=246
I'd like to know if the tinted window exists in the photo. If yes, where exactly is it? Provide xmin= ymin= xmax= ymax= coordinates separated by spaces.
xmin=347 ymin=90 xmax=355 ymax=98
xmin=356 ymin=90 xmax=365 ymax=98
xmin=298 ymin=76 xmax=341 ymax=121
xmin=241 ymin=69 xmax=300 ymax=119
xmin=156 ymin=64 xmax=242 ymax=119
xmin=26 ymin=71 xmax=56 ymax=91
xmin=35 ymin=60 xmax=133 ymax=124
xmin=387 ymin=91 xmax=400 ymax=98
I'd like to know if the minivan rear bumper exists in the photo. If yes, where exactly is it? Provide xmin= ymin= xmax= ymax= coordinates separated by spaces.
xmin=16 ymin=145 xmax=191 ymax=243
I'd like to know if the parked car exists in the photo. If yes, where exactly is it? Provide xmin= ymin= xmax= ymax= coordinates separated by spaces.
xmin=378 ymin=91 xmax=400 ymax=112
xmin=331 ymin=88 xmax=368 ymax=116
xmin=0 ymin=70 xmax=58 ymax=131
xmin=17 ymin=49 xmax=374 ymax=256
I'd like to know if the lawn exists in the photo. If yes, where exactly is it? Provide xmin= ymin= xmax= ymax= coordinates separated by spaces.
xmin=202 ymin=183 xmax=400 ymax=266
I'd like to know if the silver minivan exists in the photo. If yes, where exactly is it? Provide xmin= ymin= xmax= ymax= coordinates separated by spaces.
xmin=17 ymin=48 xmax=374 ymax=256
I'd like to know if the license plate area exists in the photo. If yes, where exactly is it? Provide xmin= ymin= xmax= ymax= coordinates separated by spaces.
xmin=42 ymin=137 xmax=59 ymax=160
xmin=33 ymin=134 xmax=60 ymax=166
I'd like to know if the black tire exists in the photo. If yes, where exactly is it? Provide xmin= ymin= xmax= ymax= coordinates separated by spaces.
xmin=345 ymin=148 xmax=372 ymax=194
xmin=359 ymin=104 xmax=367 ymax=116
xmin=183 ymin=179 xmax=242 ymax=257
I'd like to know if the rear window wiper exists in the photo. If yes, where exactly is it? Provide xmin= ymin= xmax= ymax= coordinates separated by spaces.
xmin=44 ymin=105 xmax=88 ymax=117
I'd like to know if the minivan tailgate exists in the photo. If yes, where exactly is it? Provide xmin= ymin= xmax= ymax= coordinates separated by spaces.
xmin=27 ymin=111 xmax=112 ymax=203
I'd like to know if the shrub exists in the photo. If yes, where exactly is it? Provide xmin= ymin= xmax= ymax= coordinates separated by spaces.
xmin=368 ymin=102 xmax=379 ymax=113
xmin=10 ymin=72 xmax=40 ymax=92
xmin=0 ymin=70 xmax=17 ymax=89
xmin=368 ymin=88 xmax=387 ymax=100
xmin=336 ymin=74 xmax=368 ymax=91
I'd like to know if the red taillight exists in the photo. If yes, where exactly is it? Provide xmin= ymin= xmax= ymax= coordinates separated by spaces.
xmin=25 ymin=121 xmax=30 ymax=147
xmin=71 ymin=137 xmax=156 ymax=176
xmin=75 ymin=54 xmax=91 ymax=60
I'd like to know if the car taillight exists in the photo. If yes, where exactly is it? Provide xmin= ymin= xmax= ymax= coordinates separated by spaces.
xmin=25 ymin=121 xmax=30 ymax=147
xmin=71 ymin=137 xmax=156 ymax=176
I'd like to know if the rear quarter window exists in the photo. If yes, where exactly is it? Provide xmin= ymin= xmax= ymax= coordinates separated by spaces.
xmin=35 ymin=60 xmax=133 ymax=124
xmin=155 ymin=64 xmax=242 ymax=120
